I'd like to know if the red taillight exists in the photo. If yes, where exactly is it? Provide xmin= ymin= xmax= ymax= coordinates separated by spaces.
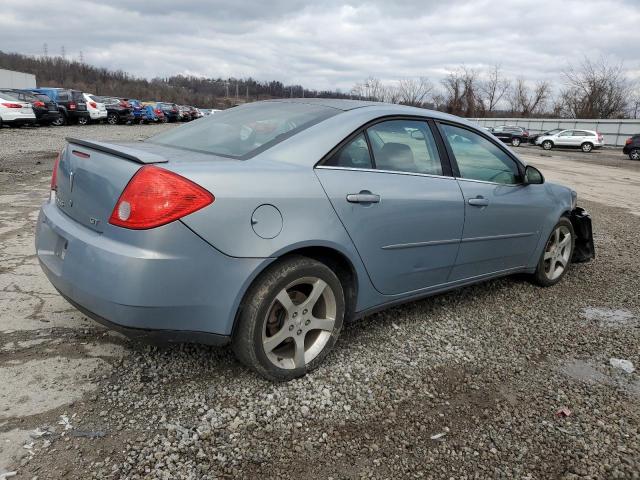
xmin=69 ymin=102 xmax=76 ymax=110
xmin=33 ymin=101 xmax=45 ymax=108
xmin=523 ymin=130 xmax=529 ymax=136
xmin=597 ymin=132 xmax=603 ymax=141
xmin=51 ymin=151 xmax=61 ymax=192
xmin=109 ymin=166 xmax=214 ymax=230
xmin=2 ymin=102 xmax=23 ymax=108
xmin=626 ymin=137 xmax=633 ymax=145
xmin=89 ymin=101 xmax=97 ymax=108
xmin=155 ymin=109 xmax=162 ymax=114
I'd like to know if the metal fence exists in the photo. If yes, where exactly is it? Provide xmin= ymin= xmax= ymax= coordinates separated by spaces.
xmin=468 ymin=117 xmax=640 ymax=147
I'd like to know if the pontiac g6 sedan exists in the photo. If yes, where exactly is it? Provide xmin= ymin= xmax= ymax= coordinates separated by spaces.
xmin=36 ymin=99 xmax=594 ymax=381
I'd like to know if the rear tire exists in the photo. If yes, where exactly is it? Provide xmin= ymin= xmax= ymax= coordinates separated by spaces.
xmin=581 ymin=142 xmax=593 ymax=153
xmin=531 ymin=217 xmax=575 ymax=287
xmin=629 ymin=148 xmax=640 ymax=161
xmin=232 ymin=255 xmax=345 ymax=382
xmin=511 ymin=137 xmax=521 ymax=147
xmin=542 ymin=140 xmax=553 ymax=150
xmin=77 ymin=116 xmax=88 ymax=126
xmin=107 ymin=113 xmax=119 ymax=125
xmin=51 ymin=114 xmax=66 ymax=126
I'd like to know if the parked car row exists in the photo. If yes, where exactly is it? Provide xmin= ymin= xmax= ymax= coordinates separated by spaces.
xmin=0 ymin=87 xmax=211 ymax=128
xmin=484 ymin=125 xmax=607 ymax=153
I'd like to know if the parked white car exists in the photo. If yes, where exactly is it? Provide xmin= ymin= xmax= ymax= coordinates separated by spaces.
xmin=82 ymin=93 xmax=108 ymax=123
xmin=535 ymin=129 xmax=604 ymax=153
xmin=0 ymin=93 xmax=36 ymax=127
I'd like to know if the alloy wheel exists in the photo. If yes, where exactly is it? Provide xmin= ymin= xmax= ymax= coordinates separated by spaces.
xmin=543 ymin=225 xmax=572 ymax=280
xmin=630 ymin=149 xmax=640 ymax=161
xmin=262 ymin=276 xmax=336 ymax=370
xmin=582 ymin=143 xmax=593 ymax=152
xmin=77 ymin=117 xmax=88 ymax=125
xmin=542 ymin=141 xmax=552 ymax=150
xmin=511 ymin=137 xmax=521 ymax=147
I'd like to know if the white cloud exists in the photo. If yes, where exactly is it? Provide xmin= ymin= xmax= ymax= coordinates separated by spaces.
xmin=2 ymin=0 xmax=639 ymax=91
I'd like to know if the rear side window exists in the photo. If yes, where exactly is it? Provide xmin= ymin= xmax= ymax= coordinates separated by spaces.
xmin=441 ymin=124 xmax=520 ymax=185
xmin=367 ymin=120 xmax=443 ymax=175
xmin=149 ymin=102 xmax=339 ymax=159
xmin=57 ymin=91 xmax=70 ymax=101
xmin=325 ymin=133 xmax=373 ymax=169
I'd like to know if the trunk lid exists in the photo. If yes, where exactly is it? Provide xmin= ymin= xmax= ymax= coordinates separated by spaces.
xmin=55 ymin=140 xmax=168 ymax=233
xmin=54 ymin=140 xmax=233 ymax=233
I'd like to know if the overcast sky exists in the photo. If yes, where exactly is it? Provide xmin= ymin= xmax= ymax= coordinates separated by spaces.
xmin=2 ymin=0 xmax=639 ymax=91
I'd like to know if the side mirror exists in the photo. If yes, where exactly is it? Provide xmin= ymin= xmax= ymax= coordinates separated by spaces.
xmin=410 ymin=130 xmax=425 ymax=140
xmin=524 ymin=165 xmax=544 ymax=185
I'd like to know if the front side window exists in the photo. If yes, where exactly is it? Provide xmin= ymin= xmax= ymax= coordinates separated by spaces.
xmin=324 ymin=133 xmax=373 ymax=169
xmin=441 ymin=124 xmax=521 ymax=185
xmin=149 ymin=101 xmax=339 ymax=159
xmin=367 ymin=120 xmax=443 ymax=175
xmin=558 ymin=131 xmax=573 ymax=137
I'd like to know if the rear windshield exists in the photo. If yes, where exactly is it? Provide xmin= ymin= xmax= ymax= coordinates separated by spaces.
xmin=34 ymin=94 xmax=52 ymax=102
xmin=148 ymin=101 xmax=339 ymax=159
xmin=0 ymin=91 xmax=20 ymax=101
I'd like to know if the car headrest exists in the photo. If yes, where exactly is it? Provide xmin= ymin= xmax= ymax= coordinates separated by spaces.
xmin=378 ymin=143 xmax=415 ymax=172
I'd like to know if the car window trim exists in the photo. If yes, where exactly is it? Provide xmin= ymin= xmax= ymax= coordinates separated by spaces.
xmin=433 ymin=120 xmax=526 ymax=184
xmin=316 ymin=114 xmax=454 ymax=177
xmin=315 ymin=165 xmax=458 ymax=182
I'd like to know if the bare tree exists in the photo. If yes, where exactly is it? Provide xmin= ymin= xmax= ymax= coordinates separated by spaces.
xmin=478 ymin=64 xmax=510 ymax=115
xmin=508 ymin=78 xmax=550 ymax=117
xmin=397 ymin=77 xmax=433 ymax=107
xmin=351 ymin=77 xmax=386 ymax=101
xmin=559 ymin=57 xmax=629 ymax=118
xmin=441 ymin=67 xmax=480 ymax=116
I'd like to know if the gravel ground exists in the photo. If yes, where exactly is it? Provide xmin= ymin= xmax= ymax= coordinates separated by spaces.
xmin=0 ymin=124 xmax=639 ymax=479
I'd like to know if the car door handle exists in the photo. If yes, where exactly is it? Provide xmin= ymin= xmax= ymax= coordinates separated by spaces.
xmin=468 ymin=196 xmax=489 ymax=207
xmin=346 ymin=192 xmax=380 ymax=204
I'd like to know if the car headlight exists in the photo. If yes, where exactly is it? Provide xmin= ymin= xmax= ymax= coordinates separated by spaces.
xmin=571 ymin=190 xmax=577 ymax=210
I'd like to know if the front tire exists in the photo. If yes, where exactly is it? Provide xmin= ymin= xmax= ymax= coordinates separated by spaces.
xmin=511 ymin=137 xmax=521 ymax=147
xmin=531 ymin=218 xmax=575 ymax=287
xmin=233 ymin=255 xmax=345 ymax=382
xmin=542 ymin=140 xmax=553 ymax=150
xmin=581 ymin=142 xmax=593 ymax=153
xmin=629 ymin=148 xmax=640 ymax=161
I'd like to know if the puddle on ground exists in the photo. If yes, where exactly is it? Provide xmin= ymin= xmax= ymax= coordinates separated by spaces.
xmin=580 ymin=307 xmax=637 ymax=327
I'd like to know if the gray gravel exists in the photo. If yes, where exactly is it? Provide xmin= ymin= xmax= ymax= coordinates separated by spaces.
xmin=0 ymin=125 xmax=638 ymax=479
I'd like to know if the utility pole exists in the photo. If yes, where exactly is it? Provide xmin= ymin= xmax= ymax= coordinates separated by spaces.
xmin=43 ymin=43 xmax=48 ymax=57
xmin=61 ymin=45 xmax=66 ymax=59
xmin=246 ymin=85 xmax=249 ymax=100
xmin=79 ymin=50 xmax=84 ymax=64
xmin=235 ymin=82 xmax=239 ymax=100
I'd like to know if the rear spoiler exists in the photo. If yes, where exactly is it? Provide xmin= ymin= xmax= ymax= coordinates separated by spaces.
xmin=65 ymin=138 xmax=168 ymax=164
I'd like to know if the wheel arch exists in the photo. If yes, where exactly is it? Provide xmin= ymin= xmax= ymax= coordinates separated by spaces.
xmin=231 ymin=243 xmax=360 ymax=338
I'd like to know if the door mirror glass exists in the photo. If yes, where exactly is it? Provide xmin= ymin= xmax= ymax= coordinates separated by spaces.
xmin=410 ymin=129 xmax=425 ymax=141
xmin=524 ymin=165 xmax=544 ymax=185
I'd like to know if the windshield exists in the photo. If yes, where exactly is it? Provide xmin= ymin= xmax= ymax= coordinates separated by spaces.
xmin=545 ymin=128 xmax=563 ymax=135
xmin=148 ymin=101 xmax=339 ymax=159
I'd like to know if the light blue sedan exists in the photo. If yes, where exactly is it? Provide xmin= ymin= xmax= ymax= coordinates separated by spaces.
xmin=35 ymin=99 xmax=594 ymax=381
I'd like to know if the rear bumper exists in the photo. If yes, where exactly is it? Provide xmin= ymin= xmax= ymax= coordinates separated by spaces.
xmin=2 ymin=117 xmax=36 ymax=125
xmin=68 ymin=111 xmax=90 ymax=120
xmin=570 ymin=207 xmax=595 ymax=263
xmin=89 ymin=110 xmax=108 ymax=120
xmin=36 ymin=111 xmax=61 ymax=123
xmin=36 ymin=200 xmax=270 ymax=339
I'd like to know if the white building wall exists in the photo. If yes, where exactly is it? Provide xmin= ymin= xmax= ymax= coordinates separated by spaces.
xmin=0 ymin=69 xmax=37 ymax=89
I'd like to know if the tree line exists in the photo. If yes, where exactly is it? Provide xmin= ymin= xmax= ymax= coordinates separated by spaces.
xmin=1 ymin=50 xmax=638 ymax=118
xmin=351 ymin=59 xmax=640 ymax=119
xmin=0 ymin=51 xmax=350 ymax=109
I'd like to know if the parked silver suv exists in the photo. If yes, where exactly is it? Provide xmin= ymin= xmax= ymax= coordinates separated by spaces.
xmin=535 ymin=129 xmax=604 ymax=152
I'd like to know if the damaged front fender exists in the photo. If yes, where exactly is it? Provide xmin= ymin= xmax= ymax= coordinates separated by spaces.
xmin=570 ymin=207 xmax=595 ymax=263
